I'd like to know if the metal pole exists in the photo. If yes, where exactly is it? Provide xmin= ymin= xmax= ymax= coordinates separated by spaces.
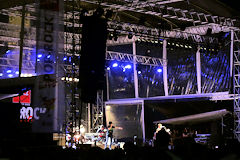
xmin=19 ymin=4 xmax=26 ymax=77
xmin=87 ymin=103 xmax=91 ymax=132
xmin=133 ymin=37 xmax=139 ymax=98
xmin=163 ymin=39 xmax=168 ymax=96
xmin=196 ymin=46 xmax=201 ymax=94
xmin=106 ymin=69 xmax=110 ymax=100
xmin=230 ymin=30 xmax=234 ymax=78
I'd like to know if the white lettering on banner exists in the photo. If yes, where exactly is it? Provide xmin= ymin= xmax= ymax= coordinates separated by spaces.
xmin=20 ymin=107 xmax=47 ymax=121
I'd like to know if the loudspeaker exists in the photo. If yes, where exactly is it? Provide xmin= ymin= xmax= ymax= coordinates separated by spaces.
xmin=79 ymin=15 xmax=108 ymax=103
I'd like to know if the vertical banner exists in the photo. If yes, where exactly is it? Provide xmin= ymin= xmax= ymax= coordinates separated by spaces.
xmin=36 ymin=0 xmax=60 ymax=75
xmin=33 ymin=0 xmax=64 ymax=133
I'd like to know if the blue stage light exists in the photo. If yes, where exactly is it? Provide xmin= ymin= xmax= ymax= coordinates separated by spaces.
xmin=37 ymin=59 xmax=40 ymax=62
xmin=124 ymin=64 xmax=132 ymax=69
xmin=63 ymin=57 xmax=67 ymax=61
xmin=0 ymin=73 xmax=3 ymax=76
xmin=15 ymin=71 xmax=19 ymax=74
xmin=37 ymin=54 xmax=42 ymax=58
xmin=157 ymin=68 xmax=162 ymax=73
xmin=6 ymin=70 xmax=12 ymax=73
xmin=8 ymin=74 xmax=13 ymax=78
xmin=112 ymin=63 xmax=118 ymax=67
xmin=107 ymin=67 xmax=110 ymax=70
xmin=138 ymin=71 xmax=141 ymax=74
xmin=6 ymin=50 xmax=11 ymax=54
xmin=47 ymin=55 xmax=51 ymax=58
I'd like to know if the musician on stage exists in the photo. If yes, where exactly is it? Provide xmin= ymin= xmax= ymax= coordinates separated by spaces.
xmin=96 ymin=125 xmax=107 ymax=142
xmin=105 ymin=121 xmax=122 ymax=150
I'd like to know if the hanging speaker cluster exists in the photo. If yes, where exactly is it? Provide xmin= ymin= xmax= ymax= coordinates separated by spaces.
xmin=79 ymin=13 xmax=108 ymax=103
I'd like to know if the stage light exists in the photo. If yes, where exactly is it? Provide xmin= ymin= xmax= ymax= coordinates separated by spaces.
xmin=6 ymin=50 xmax=10 ymax=54
xmin=112 ymin=63 xmax=118 ymax=67
xmin=105 ymin=10 xmax=113 ymax=19
xmin=114 ymin=36 xmax=118 ymax=41
xmin=37 ymin=59 xmax=40 ymax=62
xmin=157 ymin=68 xmax=162 ymax=73
xmin=106 ymin=105 xmax=111 ymax=110
xmin=47 ymin=55 xmax=51 ymax=58
xmin=0 ymin=73 xmax=3 ymax=76
xmin=6 ymin=70 xmax=12 ymax=73
xmin=124 ymin=64 xmax=132 ymax=69
xmin=63 ymin=57 xmax=67 ymax=61
xmin=128 ymin=33 xmax=133 ymax=39
xmin=15 ymin=71 xmax=19 ymax=74
xmin=138 ymin=71 xmax=141 ymax=74
xmin=8 ymin=74 xmax=13 ymax=78
xmin=37 ymin=54 xmax=42 ymax=58
xmin=107 ymin=67 xmax=110 ymax=70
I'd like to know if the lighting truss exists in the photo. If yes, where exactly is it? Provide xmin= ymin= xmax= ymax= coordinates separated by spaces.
xmin=233 ymin=31 xmax=240 ymax=142
xmin=106 ymin=51 xmax=165 ymax=66
xmin=92 ymin=90 xmax=104 ymax=132
xmin=80 ymin=0 xmax=237 ymax=27
xmin=0 ymin=57 xmax=35 ymax=70
xmin=108 ymin=21 xmax=220 ymax=43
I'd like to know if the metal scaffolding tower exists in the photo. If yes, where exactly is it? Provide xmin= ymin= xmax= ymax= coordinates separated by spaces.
xmin=233 ymin=30 xmax=240 ymax=142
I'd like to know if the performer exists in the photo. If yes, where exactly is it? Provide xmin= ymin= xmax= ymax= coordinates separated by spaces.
xmin=105 ymin=121 xmax=122 ymax=150
xmin=96 ymin=125 xmax=107 ymax=142
xmin=154 ymin=123 xmax=171 ymax=149
xmin=153 ymin=123 xmax=163 ymax=140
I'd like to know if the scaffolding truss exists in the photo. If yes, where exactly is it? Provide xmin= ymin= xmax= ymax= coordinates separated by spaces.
xmin=92 ymin=90 xmax=104 ymax=132
xmin=233 ymin=31 xmax=240 ymax=142
xmin=106 ymin=51 xmax=165 ymax=66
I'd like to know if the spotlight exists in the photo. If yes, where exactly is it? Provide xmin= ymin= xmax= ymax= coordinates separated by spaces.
xmin=94 ymin=7 xmax=104 ymax=17
xmin=128 ymin=33 xmax=133 ymax=39
xmin=47 ymin=54 xmax=51 ymax=58
xmin=112 ymin=63 xmax=118 ymax=67
xmin=6 ymin=70 xmax=12 ymax=73
xmin=105 ymin=10 xmax=113 ymax=19
xmin=157 ymin=68 xmax=162 ymax=73
xmin=6 ymin=50 xmax=11 ymax=54
xmin=0 ymin=73 xmax=3 ymax=76
xmin=206 ymin=28 xmax=212 ymax=36
xmin=108 ymin=32 xmax=114 ymax=40
xmin=124 ymin=64 xmax=132 ymax=69
xmin=63 ymin=57 xmax=67 ymax=61
xmin=8 ymin=74 xmax=13 ymax=78
xmin=138 ymin=71 xmax=141 ymax=74
xmin=107 ymin=67 xmax=110 ymax=70
xmin=15 ymin=71 xmax=19 ymax=75
xmin=114 ymin=36 xmax=118 ymax=41
xmin=145 ymin=49 xmax=151 ymax=55
xmin=37 ymin=54 xmax=42 ymax=58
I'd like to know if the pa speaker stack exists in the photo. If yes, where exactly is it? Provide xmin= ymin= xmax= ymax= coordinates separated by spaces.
xmin=79 ymin=14 xmax=108 ymax=103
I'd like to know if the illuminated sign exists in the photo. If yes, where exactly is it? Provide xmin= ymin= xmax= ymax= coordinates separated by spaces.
xmin=12 ymin=90 xmax=31 ymax=104
xmin=20 ymin=106 xmax=47 ymax=122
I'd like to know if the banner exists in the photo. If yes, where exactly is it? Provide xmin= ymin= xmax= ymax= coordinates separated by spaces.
xmin=33 ymin=0 xmax=64 ymax=133
xmin=36 ymin=0 xmax=60 ymax=75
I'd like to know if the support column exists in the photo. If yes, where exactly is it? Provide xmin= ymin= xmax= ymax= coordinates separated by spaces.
xmin=87 ymin=103 xmax=91 ymax=132
xmin=133 ymin=38 xmax=139 ymax=98
xmin=230 ymin=30 xmax=234 ymax=77
xmin=19 ymin=4 xmax=25 ymax=77
xmin=196 ymin=46 xmax=201 ymax=94
xmin=163 ymin=39 xmax=168 ymax=96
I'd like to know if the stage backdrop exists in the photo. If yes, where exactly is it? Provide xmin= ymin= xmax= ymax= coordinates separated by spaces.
xmin=105 ymin=104 xmax=144 ymax=142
